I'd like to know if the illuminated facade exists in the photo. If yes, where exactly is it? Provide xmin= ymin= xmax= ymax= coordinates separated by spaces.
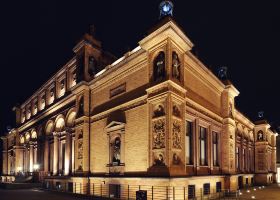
xmin=1 ymin=1 xmax=278 ymax=198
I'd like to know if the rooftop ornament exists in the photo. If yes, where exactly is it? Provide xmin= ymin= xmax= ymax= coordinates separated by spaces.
xmin=159 ymin=1 xmax=174 ymax=19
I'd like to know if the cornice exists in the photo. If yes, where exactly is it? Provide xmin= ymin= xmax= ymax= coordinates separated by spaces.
xmin=18 ymin=94 xmax=76 ymax=132
xmin=139 ymin=20 xmax=193 ymax=52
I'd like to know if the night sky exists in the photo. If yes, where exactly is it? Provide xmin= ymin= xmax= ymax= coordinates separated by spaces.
xmin=0 ymin=0 xmax=279 ymax=135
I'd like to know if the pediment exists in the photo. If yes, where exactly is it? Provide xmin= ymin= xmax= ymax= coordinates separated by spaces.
xmin=105 ymin=121 xmax=125 ymax=132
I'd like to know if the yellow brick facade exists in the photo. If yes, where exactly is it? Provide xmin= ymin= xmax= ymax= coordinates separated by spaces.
xmin=1 ymin=4 xmax=278 ymax=199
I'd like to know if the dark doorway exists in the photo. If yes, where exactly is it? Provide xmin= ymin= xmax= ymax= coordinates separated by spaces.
xmin=238 ymin=176 xmax=243 ymax=189
xmin=109 ymin=184 xmax=121 ymax=198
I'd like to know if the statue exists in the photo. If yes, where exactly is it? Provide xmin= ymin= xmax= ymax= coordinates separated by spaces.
xmin=88 ymin=56 xmax=98 ymax=76
xmin=112 ymin=137 xmax=121 ymax=165
xmin=257 ymin=131 xmax=264 ymax=141
xmin=153 ymin=52 xmax=165 ymax=81
xmin=172 ymin=52 xmax=180 ymax=80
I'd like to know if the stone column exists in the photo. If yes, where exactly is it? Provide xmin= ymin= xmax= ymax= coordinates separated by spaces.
xmin=34 ymin=146 xmax=37 ymax=166
xmin=65 ymin=132 xmax=72 ymax=175
xmin=30 ymin=143 xmax=34 ymax=172
xmin=53 ymin=133 xmax=59 ymax=175
xmin=44 ymin=140 xmax=49 ymax=172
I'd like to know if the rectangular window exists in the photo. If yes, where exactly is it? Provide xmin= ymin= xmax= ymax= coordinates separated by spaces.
xmin=186 ymin=121 xmax=193 ymax=165
xmin=216 ymin=182 xmax=222 ymax=193
xmin=188 ymin=185 xmax=196 ymax=199
xmin=212 ymin=132 xmax=219 ymax=166
xmin=203 ymin=183 xmax=210 ymax=195
xmin=236 ymin=147 xmax=239 ymax=170
xmin=200 ymin=127 xmax=207 ymax=166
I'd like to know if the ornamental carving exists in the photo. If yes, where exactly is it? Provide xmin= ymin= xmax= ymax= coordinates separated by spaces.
xmin=172 ymin=105 xmax=181 ymax=118
xmin=153 ymin=152 xmax=165 ymax=166
xmin=172 ymin=120 xmax=182 ymax=149
xmin=153 ymin=104 xmax=165 ymax=118
xmin=78 ymin=139 xmax=83 ymax=159
xmin=152 ymin=119 xmax=165 ymax=149
xmin=172 ymin=153 xmax=181 ymax=165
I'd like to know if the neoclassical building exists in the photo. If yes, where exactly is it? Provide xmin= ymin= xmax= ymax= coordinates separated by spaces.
xmin=1 ymin=1 xmax=277 ymax=198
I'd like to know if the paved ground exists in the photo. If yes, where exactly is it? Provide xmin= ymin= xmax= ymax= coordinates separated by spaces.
xmin=239 ymin=184 xmax=280 ymax=200
xmin=0 ymin=188 xmax=91 ymax=200
xmin=0 ymin=185 xmax=280 ymax=200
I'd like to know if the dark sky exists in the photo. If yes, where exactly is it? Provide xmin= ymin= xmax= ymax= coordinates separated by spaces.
xmin=0 ymin=0 xmax=279 ymax=135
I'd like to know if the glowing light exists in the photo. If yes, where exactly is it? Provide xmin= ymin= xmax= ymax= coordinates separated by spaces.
xmin=95 ymin=69 xmax=106 ymax=77
xmin=17 ymin=167 xmax=22 ymax=171
xmin=253 ymin=188 xmax=256 ymax=191
xmin=112 ymin=56 xmax=125 ymax=66
xmin=247 ymin=190 xmax=250 ymax=193
xmin=34 ymin=164 xmax=39 ymax=171
xmin=251 ymin=196 xmax=256 ymax=199
xmin=163 ymin=5 xmax=170 ymax=12
xmin=131 ymin=46 xmax=141 ymax=54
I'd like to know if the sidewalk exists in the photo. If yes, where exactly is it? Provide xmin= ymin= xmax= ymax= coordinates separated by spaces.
xmin=239 ymin=184 xmax=280 ymax=200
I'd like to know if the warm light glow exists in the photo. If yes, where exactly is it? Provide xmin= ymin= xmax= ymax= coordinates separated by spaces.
xmin=111 ymin=56 xmax=125 ymax=66
xmin=95 ymin=68 xmax=106 ymax=77
xmin=17 ymin=167 xmax=22 ymax=171
xmin=251 ymin=196 xmax=256 ymax=199
xmin=55 ymin=117 xmax=65 ymax=132
xmin=25 ymin=133 xmax=30 ymax=141
xmin=31 ymin=130 xmax=37 ymax=139
xmin=277 ymin=168 xmax=280 ymax=183
xmin=20 ymin=136 xmax=25 ymax=144
xmin=34 ymin=164 xmax=39 ymax=171
xmin=131 ymin=46 xmax=141 ymax=54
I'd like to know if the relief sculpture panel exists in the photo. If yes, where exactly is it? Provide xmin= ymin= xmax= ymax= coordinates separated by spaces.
xmin=152 ymin=119 xmax=165 ymax=149
xmin=172 ymin=120 xmax=182 ymax=149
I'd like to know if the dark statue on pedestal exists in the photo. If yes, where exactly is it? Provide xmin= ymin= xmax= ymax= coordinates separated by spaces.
xmin=153 ymin=52 xmax=165 ymax=81
xmin=88 ymin=56 xmax=98 ymax=76
xmin=172 ymin=52 xmax=180 ymax=80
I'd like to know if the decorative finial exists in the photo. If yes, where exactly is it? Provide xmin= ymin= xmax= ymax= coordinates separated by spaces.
xmin=258 ymin=111 xmax=264 ymax=119
xmin=218 ymin=66 xmax=228 ymax=80
xmin=159 ymin=1 xmax=174 ymax=19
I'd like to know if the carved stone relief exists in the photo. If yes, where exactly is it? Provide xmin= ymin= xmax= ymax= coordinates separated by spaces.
xmin=77 ymin=130 xmax=83 ymax=159
xmin=172 ymin=104 xmax=181 ymax=118
xmin=78 ymin=139 xmax=83 ymax=159
xmin=153 ymin=104 xmax=165 ymax=118
xmin=172 ymin=152 xmax=181 ymax=165
xmin=152 ymin=119 xmax=165 ymax=149
xmin=172 ymin=120 xmax=182 ymax=149
xmin=153 ymin=152 xmax=165 ymax=166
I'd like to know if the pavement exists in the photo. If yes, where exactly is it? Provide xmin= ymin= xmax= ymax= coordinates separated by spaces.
xmin=0 ymin=185 xmax=280 ymax=200
xmin=239 ymin=184 xmax=280 ymax=200
xmin=0 ymin=188 xmax=91 ymax=200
